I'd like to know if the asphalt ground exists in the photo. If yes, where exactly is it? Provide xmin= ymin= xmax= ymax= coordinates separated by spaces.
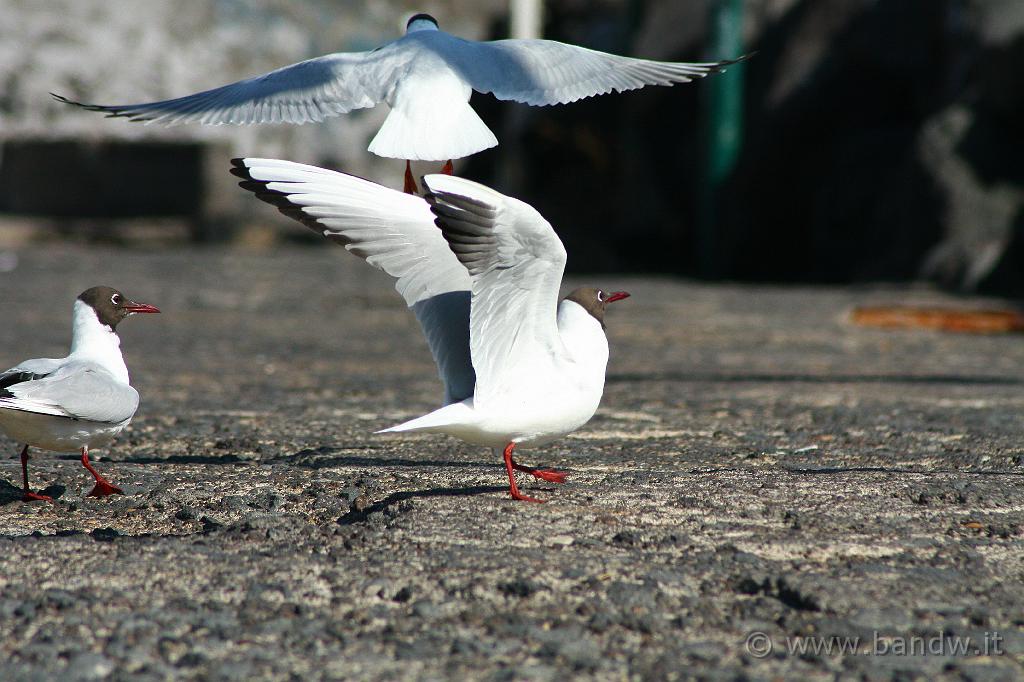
xmin=0 ymin=245 xmax=1022 ymax=681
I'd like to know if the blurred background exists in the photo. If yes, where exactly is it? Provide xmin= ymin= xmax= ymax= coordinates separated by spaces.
xmin=0 ymin=0 xmax=1021 ymax=295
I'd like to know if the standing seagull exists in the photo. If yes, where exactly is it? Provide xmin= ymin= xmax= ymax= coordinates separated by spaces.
xmin=0 ymin=287 xmax=159 ymax=501
xmin=54 ymin=13 xmax=747 ymax=193
xmin=232 ymin=157 xmax=629 ymax=502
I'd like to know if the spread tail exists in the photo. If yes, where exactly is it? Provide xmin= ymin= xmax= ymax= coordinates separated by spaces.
xmin=368 ymin=99 xmax=498 ymax=161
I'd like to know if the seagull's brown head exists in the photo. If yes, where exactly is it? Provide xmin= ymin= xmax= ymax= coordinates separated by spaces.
xmin=564 ymin=288 xmax=630 ymax=329
xmin=78 ymin=286 xmax=160 ymax=330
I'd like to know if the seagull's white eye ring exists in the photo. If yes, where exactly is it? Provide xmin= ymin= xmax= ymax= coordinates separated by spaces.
xmin=597 ymin=290 xmax=605 ymax=302
xmin=111 ymin=294 xmax=122 ymax=305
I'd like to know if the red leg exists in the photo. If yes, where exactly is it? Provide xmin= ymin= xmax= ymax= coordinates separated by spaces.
xmin=441 ymin=160 xmax=453 ymax=175
xmin=81 ymin=447 xmax=123 ymax=498
xmin=512 ymin=459 xmax=567 ymax=484
xmin=503 ymin=442 xmax=544 ymax=503
xmin=403 ymin=160 xmax=418 ymax=194
xmin=20 ymin=445 xmax=52 ymax=503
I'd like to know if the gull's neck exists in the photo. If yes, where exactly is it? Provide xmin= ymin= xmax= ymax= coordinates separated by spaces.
xmin=69 ymin=299 xmax=130 ymax=384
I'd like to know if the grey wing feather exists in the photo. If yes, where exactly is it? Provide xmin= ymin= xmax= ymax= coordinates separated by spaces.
xmin=443 ymin=37 xmax=748 ymax=106
xmin=0 ymin=358 xmax=63 ymax=395
xmin=1 ymin=357 xmax=63 ymax=379
xmin=52 ymin=47 xmax=407 ymax=126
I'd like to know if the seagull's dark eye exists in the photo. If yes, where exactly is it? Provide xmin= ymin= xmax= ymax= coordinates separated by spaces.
xmin=111 ymin=294 xmax=122 ymax=305
xmin=597 ymin=290 xmax=605 ymax=302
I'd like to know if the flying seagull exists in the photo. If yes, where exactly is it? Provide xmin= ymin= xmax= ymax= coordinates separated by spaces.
xmin=231 ymin=157 xmax=630 ymax=502
xmin=0 ymin=287 xmax=159 ymax=501
xmin=55 ymin=13 xmax=747 ymax=193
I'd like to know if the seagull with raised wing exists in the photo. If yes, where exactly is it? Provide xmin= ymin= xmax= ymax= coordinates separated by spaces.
xmin=231 ymin=157 xmax=629 ymax=502
xmin=0 ymin=287 xmax=159 ymax=501
xmin=55 ymin=13 xmax=747 ymax=193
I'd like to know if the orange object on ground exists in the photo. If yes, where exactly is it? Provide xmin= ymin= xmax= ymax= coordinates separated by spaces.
xmin=851 ymin=306 xmax=1024 ymax=333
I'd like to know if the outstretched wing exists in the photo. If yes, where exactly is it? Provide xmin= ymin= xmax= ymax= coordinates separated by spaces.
xmin=441 ymin=37 xmax=748 ymax=106
xmin=423 ymin=174 xmax=567 ymax=406
xmin=0 ymin=361 xmax=139 ymax=424
xmin=231 ymin=158 xmax=474 ymax=403
xmin=52 ymin=46 xmax=409 ymax=126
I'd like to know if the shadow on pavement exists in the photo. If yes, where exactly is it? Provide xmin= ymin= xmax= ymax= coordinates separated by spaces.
xmin=279 ymin=449 xmax=498 ymax=470
xmin=783 ymin=465 xmax=1024 ymax=477
xmin=608 ymin=372 xmax=1024 ymax=385
xmin=0 ymin=479 xmax=66 ymax=505
xmin=122 ymin=454 xmax=247 ymax=465
xmin=338 ymin=484 xmax=508 ymax=525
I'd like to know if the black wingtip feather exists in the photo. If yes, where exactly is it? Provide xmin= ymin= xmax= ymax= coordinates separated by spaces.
xmin=0 ymin=371 xmax=47 ymax=395
xmin=230 ymin=161 xmax=329 ymax=235
xmin=425 ymin=188 xmax=500 ymax=276
xmin=52 ymin=92 xmax=152 ymax=121
xmin=709 ymin=52 xmax=756 ymax=73
xmin=423 ymin=186 xmax=495 ymax=214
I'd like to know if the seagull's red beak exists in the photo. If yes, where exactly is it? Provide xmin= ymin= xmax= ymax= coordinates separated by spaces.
xmin=605 ymin=291 xmax=630 ymax=303
xmin=124 ymin=301 xmax=160 ymax=314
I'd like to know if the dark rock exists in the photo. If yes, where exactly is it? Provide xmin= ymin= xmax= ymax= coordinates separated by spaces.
xmin=610 ymin=530 xmax=641 ymax=546
xmin=498 ymin=579 xmax=543 ymax=599
xmin=89 ymin=527 xmax=119 ymax=542
xmin=174 ymin=506 xmax=198 ymax=521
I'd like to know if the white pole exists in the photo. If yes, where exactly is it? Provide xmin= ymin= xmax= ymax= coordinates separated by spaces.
xmin=510 ymin=0 xmax=543 ymax=39
xmin=500 ymin=0 xmax=543 ymax=189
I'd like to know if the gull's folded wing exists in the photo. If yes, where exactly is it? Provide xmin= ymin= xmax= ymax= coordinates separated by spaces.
xmin=0 ymin=362 xmax=139 ymax=424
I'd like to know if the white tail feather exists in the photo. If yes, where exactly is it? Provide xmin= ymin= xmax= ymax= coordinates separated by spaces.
xmin=368 ymin=99 xmax=498 ymax=161
xmin=377 ymin=400 xmax=477 ymax=434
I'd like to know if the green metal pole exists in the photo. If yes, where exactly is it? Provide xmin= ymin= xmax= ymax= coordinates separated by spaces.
xmin=697 ymin=0 xmax=746 ymax=278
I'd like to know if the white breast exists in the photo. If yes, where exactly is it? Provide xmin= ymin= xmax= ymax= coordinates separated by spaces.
xmin=447 ymin=300 xmax=610 ymax=448
xmin=556 ymin=300 xmax=611 ymax=386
